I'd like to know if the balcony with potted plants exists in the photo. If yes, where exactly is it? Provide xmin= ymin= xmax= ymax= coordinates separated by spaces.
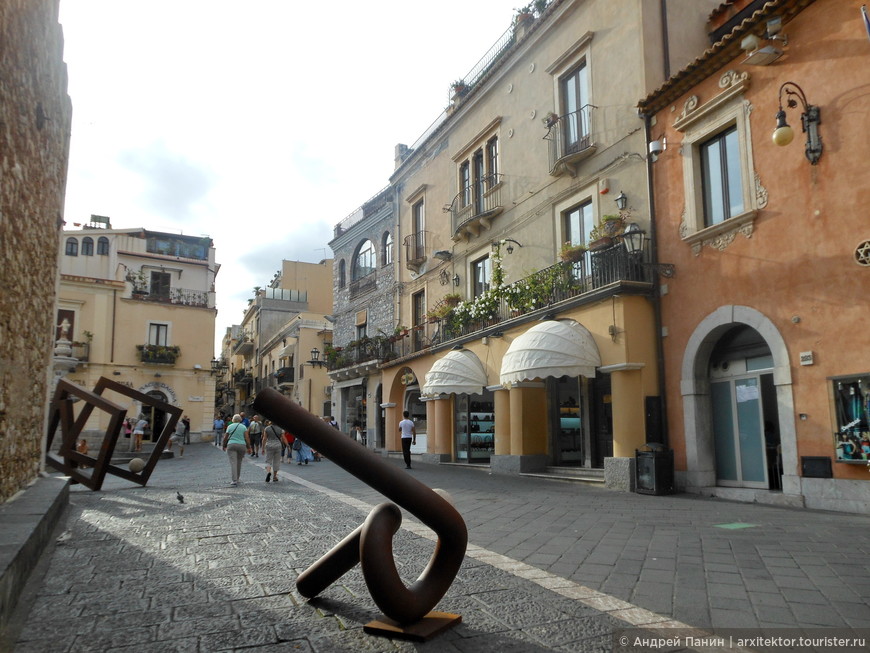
xmin=136 ymin=344 xmax=180 ymax=365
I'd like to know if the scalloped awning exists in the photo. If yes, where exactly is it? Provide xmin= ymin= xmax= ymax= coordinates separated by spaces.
xmin=422 ymin=349 xmax=487 ymax=397
xmin=500 ymin=320 xmax=600 ymax=385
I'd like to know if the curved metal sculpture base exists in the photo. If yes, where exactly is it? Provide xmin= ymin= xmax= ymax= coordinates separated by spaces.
xmin=253 ymin=389 xmax=467 ymax=628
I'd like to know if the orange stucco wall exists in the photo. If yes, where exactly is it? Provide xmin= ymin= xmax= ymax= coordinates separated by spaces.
xmin=651 ymin=0 xmax=870 ymax=481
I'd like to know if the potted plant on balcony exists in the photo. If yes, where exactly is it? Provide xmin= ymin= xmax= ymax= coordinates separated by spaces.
xmin=125 ymin=269 xmax=149 ymax=296
xmin=559 ymin=242 xmax=587 ymax=263
xmin=542 ymin=111 xmax=560 ymax=128
xmin=588 ymin=214 xmax=626 ymax=250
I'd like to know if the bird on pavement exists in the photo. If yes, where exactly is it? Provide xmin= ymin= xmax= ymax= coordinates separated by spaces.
xmin=176 ymin=491 xmax=184 ymax=504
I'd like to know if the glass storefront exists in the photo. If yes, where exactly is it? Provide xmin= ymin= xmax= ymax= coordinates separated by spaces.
xmin=454 ymin=390 xmax=494 ymax=463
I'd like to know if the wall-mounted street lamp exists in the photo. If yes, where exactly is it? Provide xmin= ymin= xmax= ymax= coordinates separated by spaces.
xmin=614 ymin=191 xmax=628 ymax=211
xmin=308 ymin=347 xmax=327 ymax=368
xmin=623 ymin=223 xmax=676 ymax=278
xmin=452 ymin=273 xmax=460 ymax=286
xmin=494 ymin=238 xmax=524 ymax=254
xmin=772 ymin=82 xmax=822 ymax=165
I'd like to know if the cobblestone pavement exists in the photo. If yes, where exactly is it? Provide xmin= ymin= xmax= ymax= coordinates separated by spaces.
xmin=12 ymin=443 xmax=870 ymax=652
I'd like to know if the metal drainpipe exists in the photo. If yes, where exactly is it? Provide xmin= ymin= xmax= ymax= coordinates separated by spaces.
xmin=660 ymin=0 xmax=671 ymax=81
xmin=643 ymin=112 xmax=669 ymax=449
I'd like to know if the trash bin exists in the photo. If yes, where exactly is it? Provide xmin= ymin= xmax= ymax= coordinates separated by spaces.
xmin=635 ymin=442 xmax=674 ymax=495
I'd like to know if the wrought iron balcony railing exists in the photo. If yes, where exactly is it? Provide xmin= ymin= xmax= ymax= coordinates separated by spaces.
xmin=128 ymin=287 xmax=210 ymax=308
xmin=450 ymin=173 xmax=506 ymax=240
xmin=136 ymin=344 xmax=180 ymax=365
xmin=349 ymin=270 xmax=377 ymax=299
xmin=403 ymin=231 xmax=429 ymax=271
xmin=544 ymin=105 xmax=595 ymax=175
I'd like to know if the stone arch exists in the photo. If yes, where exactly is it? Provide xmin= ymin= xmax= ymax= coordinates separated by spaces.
xmin=680 ymin=305 xmax=798 ymax=496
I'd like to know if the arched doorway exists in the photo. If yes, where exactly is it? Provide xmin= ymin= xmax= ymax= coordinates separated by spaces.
xmin=709 ymin=326 xmax=781 ymax=489
xmin=680 ymin=306 xmax=797 ymax=498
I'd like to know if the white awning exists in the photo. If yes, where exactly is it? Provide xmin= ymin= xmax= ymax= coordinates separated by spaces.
xmin=422 ymin=349 xmax=487 ymax=397
xmin=500 ymin=320 xmax=600 ymax=385
xmin=277 ymin=337 xmax=297 ymax=358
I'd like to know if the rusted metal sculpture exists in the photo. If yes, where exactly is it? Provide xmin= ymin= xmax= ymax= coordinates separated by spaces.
xmin=46 ymin=377 xmax=181 ymax=490
xmin=253 ymin=388 xmax=468 ymax=640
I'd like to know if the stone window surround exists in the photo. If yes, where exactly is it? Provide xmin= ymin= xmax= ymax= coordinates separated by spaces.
xmin=673 ymin=70 xmax=766 ymax=256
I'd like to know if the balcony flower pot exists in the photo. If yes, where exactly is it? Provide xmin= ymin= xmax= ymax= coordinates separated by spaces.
xmin=588 ymin=237 xmax=613 ymax=251
xmin=559 ymin=243 xmax=587 ymax=262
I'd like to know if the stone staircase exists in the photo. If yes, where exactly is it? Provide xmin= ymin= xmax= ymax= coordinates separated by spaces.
xmin=519 ymin=466 xmax=605 ymax=486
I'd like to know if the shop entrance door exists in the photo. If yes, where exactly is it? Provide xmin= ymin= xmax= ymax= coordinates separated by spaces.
xmin=548 ymin=376 xmax=585 ymax=466
xmin=709 ymin=326 xmax=780 ymax=490
xmin=144 ymin=391 xmax=167 ymax=443
xmin=589 ymin=374 xmax=612 ymax=467
xmin=711 ymin=374 xmax=770 ymax=488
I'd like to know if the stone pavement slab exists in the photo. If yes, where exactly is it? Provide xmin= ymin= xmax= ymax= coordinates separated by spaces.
xmin=11 ymin=443 xmax=870 ymax=652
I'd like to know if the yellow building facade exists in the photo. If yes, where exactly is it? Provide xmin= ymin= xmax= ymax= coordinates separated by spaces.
xmin=57 ymin=219 xmax=219 ymax=444
xmin=379 ymin=0 xmax=718 ymax=485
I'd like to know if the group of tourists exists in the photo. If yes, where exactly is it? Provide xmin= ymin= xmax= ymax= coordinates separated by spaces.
xmin=217 ymin=412 xmax=316 ymax=487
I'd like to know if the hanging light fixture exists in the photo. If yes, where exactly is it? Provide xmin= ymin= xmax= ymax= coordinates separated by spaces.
xmin=623 ymin=223 xmax=645 ymax=255
xmin=614 ymin=191 xmax=628 ymax=211
xmin=772 ymin=82 xmax=822 ymax=165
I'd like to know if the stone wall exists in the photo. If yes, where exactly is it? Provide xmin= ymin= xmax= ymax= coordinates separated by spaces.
xmin=330 ymin=199 xmax=396 ymax=345
xmin=0 ymin=0 xmax=72 ymax=503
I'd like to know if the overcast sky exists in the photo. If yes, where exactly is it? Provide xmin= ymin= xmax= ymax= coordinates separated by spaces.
xmin=59 ymin=0 xmax=521 ymax=353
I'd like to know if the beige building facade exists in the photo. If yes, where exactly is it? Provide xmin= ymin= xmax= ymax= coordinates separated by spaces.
xmin=378 ymin=0 xmax=718 ymax=484
xmin=220 ymin=259 xmax=333 ymax=420
xmin=57 ymin=219 xmax=219 ymax=444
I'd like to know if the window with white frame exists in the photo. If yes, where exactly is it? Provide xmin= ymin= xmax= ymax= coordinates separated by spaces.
xmin=382 ymin=232 xmax=393 ymax=266
xmin=353 ymin=239 xmax=376 ymax=280
xmin=673 ymin=70 xmax=761 ymax=254
xmin=471 ymin=255 xmax=491 ymax=298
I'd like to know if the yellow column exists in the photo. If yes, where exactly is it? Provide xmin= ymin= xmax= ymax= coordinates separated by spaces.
xmin=428 ymin=397 xmax=453 ymax=456
xmin=385 ymin=405 xmax=399 ymax=451
xmin=493 ymin=388 xmax=510 ymax=455
xmin=509 ymin=383 xmax=548 ymax=455
xmin=610 ymin=370 xmax=646 ymax=457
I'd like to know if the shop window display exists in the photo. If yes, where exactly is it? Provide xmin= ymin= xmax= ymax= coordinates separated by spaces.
xmin=831 ymin=374 xmax=870 ymax=463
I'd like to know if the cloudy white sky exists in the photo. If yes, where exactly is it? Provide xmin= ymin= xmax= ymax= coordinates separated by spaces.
xmin=59 ymin=0 xmax=522 ymax=354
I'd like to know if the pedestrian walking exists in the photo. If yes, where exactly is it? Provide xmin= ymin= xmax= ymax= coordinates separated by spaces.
xmin=132 ymin=416 xmax=148 ymax=453
xmin=167 ymin=418 xmax=185 ymax=457
xmin=213 ymin=415 xmax=225 ymax=446
xmin=248 ymin=415 xmax=263 ymax=458
xmin=123 ymin=418 xmax=134 ymax=452
xmin=182 ymin=415 xmax=191 ymax=444
xmin=399 ymin=410 xmax=416 ymax=469
xmin=261 ymin=420 xmax=283 ymax=482
xmin=222 ymin=414 xmax=251 ymax=486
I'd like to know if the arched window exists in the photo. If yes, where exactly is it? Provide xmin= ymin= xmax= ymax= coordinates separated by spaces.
xmin=97 ymin=236 xmax=109 ymax=255
xmin=338 ymin=260 xmax=346 ymax=288
xmin=81 ymin=237 xmax=94 ymax=256
xmin=65 ymin=238 xmax=78 ymax=256
xmin=353 ymin=240 xmax=376 ymax=281
xmin=382 ymin=232 xmax=393 ymax=266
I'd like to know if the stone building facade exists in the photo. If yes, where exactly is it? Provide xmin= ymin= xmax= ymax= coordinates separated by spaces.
xmin=328 ymin=186 xmax=396 ymax=446
xmin=0 ymin=0 xmax=72 ymax=503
